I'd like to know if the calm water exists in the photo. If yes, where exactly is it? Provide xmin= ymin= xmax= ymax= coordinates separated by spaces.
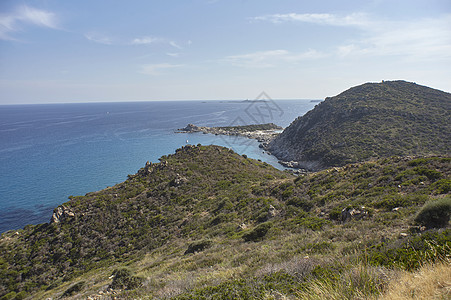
xmin=0 ymin=100 xmax=318 ymax=233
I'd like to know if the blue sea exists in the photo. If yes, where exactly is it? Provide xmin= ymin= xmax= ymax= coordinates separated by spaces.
xmin=0 ymin=100 xmax=318 ymax=233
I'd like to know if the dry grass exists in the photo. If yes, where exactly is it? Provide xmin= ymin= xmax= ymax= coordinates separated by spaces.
xmin=381 ymin=261 xmax=451 ymax=300
xmin=294 ymin=264 xmax=391 ymax=300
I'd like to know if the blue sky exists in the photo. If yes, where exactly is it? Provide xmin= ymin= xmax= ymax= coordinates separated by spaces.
xmin=0 ymin=0 xmax=450 ymax=104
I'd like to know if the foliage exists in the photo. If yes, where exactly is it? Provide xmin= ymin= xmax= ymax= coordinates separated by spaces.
xmin=269 ymin=80 xmax=451 ymax=170
xmin=414 ymin=197 xmax=451 ymax=229
xmin=242 ymin=222 xmax=272 ymax=242
xmin=184 ymin=240 xmax=213 ymax=255
xmin=366 ymin=229 xmax=451 ymax=271
xmin=110 ymin=268 xmax=143 ymax=290
xmin=0 ymin=145 xmax=449 ymax=299
xmin=62 ymin=281 xmax=85 ymax=297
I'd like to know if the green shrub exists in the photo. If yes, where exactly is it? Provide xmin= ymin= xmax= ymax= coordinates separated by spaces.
xmin=62 ymin=281 xmax=85 ymax=297
xmin=14 ymin=291 xmax=27 ymax=300
xmin=414 ymin=197 xmax=451 ymax=229
xmin=243 ymin=222 xmax=272 ymax=242
xmin=430 ymin=179 xmax=451 ymax=194
xmin=110 ymin=268 xmax=143 ymax=290
xmin=294 ymin=216 xmax=329 ymax=231
xmin=367 ymin=229 xmax=451 ymax=271
xmin=286 ymin=197 xmax=314 ymax=211
xmin=0 ymin=292 xmax=16 ymax=300
xmin=184 ymin=240 xmax=213 ymax=255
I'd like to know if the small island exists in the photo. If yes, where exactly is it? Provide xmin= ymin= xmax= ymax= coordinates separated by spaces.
xmin=176 ymin=123 xmax=282 ymax=143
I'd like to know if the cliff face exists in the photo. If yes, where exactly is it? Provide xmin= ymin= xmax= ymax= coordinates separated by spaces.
xmin=268 ymin=80 xmax=451 ymax=171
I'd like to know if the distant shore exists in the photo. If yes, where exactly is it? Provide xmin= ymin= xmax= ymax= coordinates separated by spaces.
xmin=176 ymin=123 xmax=308 ymax=174
xmin=176 ymin=123 xmax=282 ymax=144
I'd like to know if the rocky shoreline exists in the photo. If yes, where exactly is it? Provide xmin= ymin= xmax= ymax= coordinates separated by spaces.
xmin=176 ymin=123 xmax=282 ymax=144
xmin=176 ymin=123 xmax=309 ymax=174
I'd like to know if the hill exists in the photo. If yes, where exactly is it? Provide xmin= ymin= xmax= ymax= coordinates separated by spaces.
xmin=1 ymin=145 xmax=450 ymax=299
xmin=267 ymin=80 xmax=451 ymax=171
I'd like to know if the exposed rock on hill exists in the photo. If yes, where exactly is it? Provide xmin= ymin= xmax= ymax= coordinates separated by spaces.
xmin=268 ymin=80 xmax=451 ymax=170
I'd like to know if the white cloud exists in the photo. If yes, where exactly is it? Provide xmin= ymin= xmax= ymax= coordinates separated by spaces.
xmin=131 ymin=36 xmax=160 ymax=45
xmin=223 ymin=49 xmax=325 ymax=68
xmin=130 ymin=37 xmax=185 ymax=50
xmin=336 ymin=15 xmax=451 ymax=61
xmin=253 ymin=12 xmax=451 ymax=62
xmin=140 ymin=63 xmax=184 ymax=75
xmin=252 ymin=13 xmax=369 ymax=27
xmin=169 ymin=41 xmax=183 ymax=49
xmin=85 ymin=33 xmax=114 ymax=45
xmin=0 ymin=5 xmax=58 ymax=40
xmin=166 ymin=52 xmax=181 ymax=57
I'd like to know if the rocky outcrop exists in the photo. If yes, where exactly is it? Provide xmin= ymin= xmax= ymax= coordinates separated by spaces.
xmin=170 ymin=173 xmax=188 ymax=187
xmin=176 ymin=123 xmax=282 ymax=144
xmin=50 ymin=205 xmax=75 ymax=223
xmin=341 ymin=207 xmax=368 ymax=223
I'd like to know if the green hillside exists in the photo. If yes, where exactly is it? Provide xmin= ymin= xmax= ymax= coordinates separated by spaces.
xmin=1 ymin=145 xmax=449 ymax=299
xmin=268 ymin=81 xmax=451 ymax=171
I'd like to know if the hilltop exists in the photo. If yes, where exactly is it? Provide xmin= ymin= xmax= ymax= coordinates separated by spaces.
xmin=268 ymin=80 xmax=451 ymax=171
xmin=1 ymin=145 xmax=449 ymax=299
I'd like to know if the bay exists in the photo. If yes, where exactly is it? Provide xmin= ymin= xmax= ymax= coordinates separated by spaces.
xmin=0 ymin=99 xmax=318 ymax=232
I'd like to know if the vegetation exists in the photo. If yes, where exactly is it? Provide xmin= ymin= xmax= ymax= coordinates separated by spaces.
xmin=0 ymin=144 xmax=449 ymax=299
xmin=269 ymin=80 xmax=451 ymax=170
xmin=414 ymin=197 xmax=451 ymax=229
xmin=216 ymin=123 xmax=282 ymax=132
xmin=110 ymin=268 xmax=144 ymax=290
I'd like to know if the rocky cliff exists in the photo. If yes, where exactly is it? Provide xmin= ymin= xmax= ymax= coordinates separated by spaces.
xmin=268 ymin=80 xmax=451 ymax=170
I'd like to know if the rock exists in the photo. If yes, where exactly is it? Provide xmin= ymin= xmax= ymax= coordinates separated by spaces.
xmin=178 ymin=123 xmax=202 ymax=132
xmin=341 ymin=207 xmax=368 ymax=223
xmin=236 ymin=223 xmax=247 ymax=231
xmin=50 ymin=205 xmax=75 ymax=224
xmin=268 ymin=205 xmax=278 ymax=218
xmin=170 ymin=173 xmax=188 ymax=187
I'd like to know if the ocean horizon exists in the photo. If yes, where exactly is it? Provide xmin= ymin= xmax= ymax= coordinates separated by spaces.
xmin=0 ymin=99 xmax=318 ymax=233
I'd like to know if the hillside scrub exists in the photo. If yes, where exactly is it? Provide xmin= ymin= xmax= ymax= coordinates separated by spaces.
xmin=268 ymin=80 xmax=451 ymax=170
xmin=0 ymin=145 xmax=449 ymax=299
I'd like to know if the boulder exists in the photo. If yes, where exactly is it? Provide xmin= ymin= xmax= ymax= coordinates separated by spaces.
xmin=341 ymin=207 xmax=368 ymax=223
xmin=50 ymin=205 xmax=75 ymax=223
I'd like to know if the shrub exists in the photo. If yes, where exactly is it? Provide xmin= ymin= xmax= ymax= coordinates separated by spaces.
xmin=184 ymin=240 xmax=213 ymax=255
xmin=294 ymin=216 xmax=329 ymax=231
xmin=430 ymin=179 xmax=451 ymax=194
xmin=243 ymin=222 xmax=272 ymax=242
xmin=367 ymin=229 xmax=451 ymax=271
xmin=62 ymin=281 xmax=85 ymax=297
xmin=414 ymin=197 xmax=451 ymax=229
xmin=0 ymin=292 xmax=16 ymax=300
xmin=110 ymin=268 xmax=143 ymax=290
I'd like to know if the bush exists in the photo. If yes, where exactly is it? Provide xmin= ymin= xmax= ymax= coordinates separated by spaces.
xmin=110 ymin=268 xmax=143 ymax=290
xmin=0 ymin=292 xmax=16 ymax=300
xmin=184 ymin=240 xmax=213 ymax=255
xmin=414 ymin=197 xmax=451 ymax=229
xmin=243 ymin=222 xmax=272 ymax=242
xmin=367 ymin=229 xmax=451 ymax=271
xmin=62 ymin=281 xmax=85 ymax=297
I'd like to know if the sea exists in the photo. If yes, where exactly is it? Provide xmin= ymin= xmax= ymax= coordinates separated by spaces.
xmin=0 ymin=99 xmax=318 ymax=233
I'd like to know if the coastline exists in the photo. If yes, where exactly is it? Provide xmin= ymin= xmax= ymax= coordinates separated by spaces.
xmin=176 ymin=123 xmax=309 ymax=174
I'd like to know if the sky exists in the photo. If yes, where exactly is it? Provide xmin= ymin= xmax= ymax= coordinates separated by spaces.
xmin=0 ymin=0 xmax=450 ymax=104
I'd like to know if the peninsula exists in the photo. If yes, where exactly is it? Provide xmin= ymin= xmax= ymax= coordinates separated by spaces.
xmin=176 ymin=122 xmax=282 ymax=144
